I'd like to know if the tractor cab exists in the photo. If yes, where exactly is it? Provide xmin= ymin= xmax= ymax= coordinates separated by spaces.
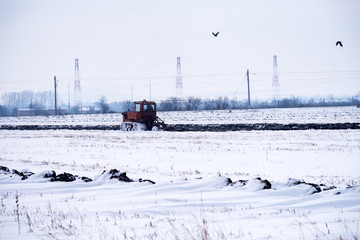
xmin=135 ymin=101 xmax=155 ymax=113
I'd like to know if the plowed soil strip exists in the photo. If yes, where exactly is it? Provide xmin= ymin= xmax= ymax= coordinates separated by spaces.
xmin=0 ymin=123 xmax=359 ymax=131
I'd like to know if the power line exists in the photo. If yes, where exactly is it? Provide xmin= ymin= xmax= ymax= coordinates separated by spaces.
xmin=1 ymin=70 xmax=359 ymax=84
xmin=233 ymin=72 xmax=248 ymax=97
xmin=251 ymin=70 xmax=360 ymax=75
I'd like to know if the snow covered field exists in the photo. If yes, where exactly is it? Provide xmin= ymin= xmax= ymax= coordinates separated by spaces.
xmin=1 ymin=106 xmax=359 ymax=125
xmin=0 ymin=106 xmax=359 ymax=239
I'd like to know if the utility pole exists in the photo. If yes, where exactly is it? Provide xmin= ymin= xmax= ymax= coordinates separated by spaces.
xmin=74 ymin=58 xmax=81 ymax=110
xmin=272 ymin=55 xmax=280 ymax=102
xmin=176 ymin=57 xmax=183 ymax=98
xmin=67 ymin=83 xmax=70 ymax=112
xmin=247 ymin=69 xmax=251 ymax=108
xmin=54 ymin=76 xmax=58 ymax=115
xmin=149 ymin=78 xmax=152 ymax=101
xmin=131 ymin=84 xmax=133 ymax=102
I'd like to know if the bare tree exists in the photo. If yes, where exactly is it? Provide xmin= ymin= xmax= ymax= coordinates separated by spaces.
xmin=186 ymin=97 xmax=202 ymax=110
xmin=1 ymin=92 xmax=20 ymax=108
xmin=229 ymin=98 xmax=239 ymax=109
xmin=0 ymin=105 xmax=9 ymax=116
xmin=20 ymin=91 xmax=34 ymax=108
xmin=160 ymin=97 xmax=182 ymax=111
xmin=98 ymin=96 xmax=109 ymax=113
xmin=121 ymin=100 xmax=133 ymax=112
xmin=203 ymin=100 xmax=216 ymax=110
xmin=32 ymin=92 xmax=46 ymax=110
xmin=215 ymin=96 xmax=229 ymax=110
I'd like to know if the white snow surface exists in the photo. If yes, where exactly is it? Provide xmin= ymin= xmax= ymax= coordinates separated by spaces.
xmin=0 ymin=106 xmax=360 ymax=239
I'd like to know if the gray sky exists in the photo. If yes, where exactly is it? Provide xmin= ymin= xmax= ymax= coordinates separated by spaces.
xmin=1 ymin=0 xmax=359 ymax=104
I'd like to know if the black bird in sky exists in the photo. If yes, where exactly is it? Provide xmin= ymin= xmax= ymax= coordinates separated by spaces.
xmin=336 ymin=41 xmax=343 ymax=47
xmin=212 ymin=31 xmax=219 ymax=37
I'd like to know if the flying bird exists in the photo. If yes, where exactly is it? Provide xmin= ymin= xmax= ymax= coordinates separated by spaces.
xmin=212 ymin=31 xmax=219 ymax=37
xmin=336 ymin=41 xmax=343 ymax=47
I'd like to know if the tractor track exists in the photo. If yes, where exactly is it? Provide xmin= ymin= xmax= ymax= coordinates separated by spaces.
xmin=0 ymin=123 xmax=359 ymax=131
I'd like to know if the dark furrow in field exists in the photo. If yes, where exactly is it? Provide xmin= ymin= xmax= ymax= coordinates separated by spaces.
xmin=168 ymin=123 xmax=360 ymax=131
xmin=0 ymin=123 xmax=359 ymax=131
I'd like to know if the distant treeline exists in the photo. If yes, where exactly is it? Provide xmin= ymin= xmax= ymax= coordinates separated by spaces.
xmin=0 ymin=91 xmax=110 ymax=116
xmin=1 ymin=90 xmax=359 ymax=116
xmin=110 ymin=96 xmax=360 ymax=113
xmin=158 ymin=96 xmax=360 ymax=111
xmin=1 ymin=91 xmax=55 ymax=116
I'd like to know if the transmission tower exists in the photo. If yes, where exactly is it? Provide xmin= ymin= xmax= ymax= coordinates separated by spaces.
xmin=74 ymin=58 xmax=82 ymax=109
xmin=272 ymin=55 xmax=280 ymax=102
xmin=176 ymin=57 xmax=183 ymax=98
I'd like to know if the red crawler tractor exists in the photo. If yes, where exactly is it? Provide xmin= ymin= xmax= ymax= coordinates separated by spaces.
xmin=121 ymin=100 xmax=167 ymax=131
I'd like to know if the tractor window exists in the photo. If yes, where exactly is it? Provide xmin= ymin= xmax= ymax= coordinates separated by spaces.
xmin=144 ymin=104 xmax=154 ymax=112
xmin=135 ymin=103 xmax=141 ymax=112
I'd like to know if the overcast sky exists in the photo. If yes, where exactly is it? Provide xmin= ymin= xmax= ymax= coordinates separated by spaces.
xmin=0 ymin=0 xmax=359 ymax=104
